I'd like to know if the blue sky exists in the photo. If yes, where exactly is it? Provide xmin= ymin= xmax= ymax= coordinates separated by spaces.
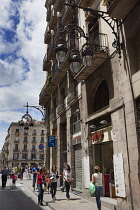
xmin=0 ymin=0 xmax=46 ymax=150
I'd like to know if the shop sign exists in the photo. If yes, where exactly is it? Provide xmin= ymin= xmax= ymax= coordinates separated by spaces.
xmin=84 ymin=156 xmax=90 ymax=188
xmin=92 ymin=131 xmax=104 ymax=142
xmin=112 ymin=132 xmax=117 ymax=141
xmin=113 ymin=153 xmax=126 ymax=198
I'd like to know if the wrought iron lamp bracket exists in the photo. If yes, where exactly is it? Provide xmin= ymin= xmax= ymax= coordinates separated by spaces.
xmin=64 ymin=2 xmax=122 ymax=58
xmin=24 ymin=103 xmax=45 ymax=120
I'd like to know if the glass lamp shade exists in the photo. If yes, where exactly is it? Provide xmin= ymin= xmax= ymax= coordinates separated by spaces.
xmin=70 ymin=61 xmax=81 ymax=74
xmin=55 ymin=43 xmax=68 ymax=63
xmin=83 ymin=54 xmax=93 ymax=67
xmin=56 ymin=50 xmax=67 ymax=63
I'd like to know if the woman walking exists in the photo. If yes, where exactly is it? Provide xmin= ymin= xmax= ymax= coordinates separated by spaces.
xmin=92 ymin=166 xmax=103 ymax=210
xmin=50 ymin=165 xmax=59 ymax=201
xmin=36 ymin=168 xmax=46 ymax=206
xmin=63 ymin=165 xmax=72 ymax=200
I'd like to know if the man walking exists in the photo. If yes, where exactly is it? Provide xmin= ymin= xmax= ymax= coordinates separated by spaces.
xmin=32 ymin=164 xmax=39 ymax=191
xmin=1 ymin=166 xmax=9 ymax=188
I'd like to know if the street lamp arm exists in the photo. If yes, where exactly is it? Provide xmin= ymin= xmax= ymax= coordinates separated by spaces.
xmin=64 ymin=2 xmax=122 ymax=58
xmin=24 ymin=104 xmax=45 ymax=119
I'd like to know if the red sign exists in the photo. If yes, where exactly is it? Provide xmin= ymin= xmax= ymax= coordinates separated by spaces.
xmin=92 ymin=131 xmax=104 ymax=141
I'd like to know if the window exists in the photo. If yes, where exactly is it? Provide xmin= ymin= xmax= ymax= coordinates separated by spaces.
xmin=15 ymin=144 xmax=18 ymax=151
xmin=39 ymin=153 xmax=44 ymax=160
xmin=32 ymin=130 xmax=36 ymax=135
xmin=41 ymin=130 xmax=44 ymax=135
xmin=32 ymin=137 xmax=36 ymax=143
xmin=24 ymin=137 xmax=28 ymax=143
xmin=41 ymin=137 xmax=44 ymax=143
xmin=32 ymin=145 xmax=36 ymax=151
xmin=94 ymin=80 xmax=109 ymax=112
xmin=13 ymin=153 xmax=19 ymax=160
xmin=15 ymin=129 xmax=19 ymax=136
xmin=15 ymin=136 xmax=19 ymax=142
xmin=73 ymin=113 xmax=81 ymax=134
xmin=31 ymin=154 xmax=36 ymax=160
xmin=24 ymin=131 xmax=28 ymax=135
xmin=22 ymin=153 xmax=28 ymax=160
xmin=23 ymin=145 xmax=27 ymax=151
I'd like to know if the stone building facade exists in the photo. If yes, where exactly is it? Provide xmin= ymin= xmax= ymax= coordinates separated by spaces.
xmin=40 ymin=0 xmax=140 ymax=209
xmin=1 ymin=121 xmax=45 ymax=168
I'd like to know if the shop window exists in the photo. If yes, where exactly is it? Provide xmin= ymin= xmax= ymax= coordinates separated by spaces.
xmin=94 ymin=80 xmax=109 ymax=112
xmin=73 ymin=113 xmax=81 ymax=134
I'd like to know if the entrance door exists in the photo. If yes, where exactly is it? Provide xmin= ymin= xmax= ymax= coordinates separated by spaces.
xmin=74 ymin=144 xmax=82 ymax=190
xmin=94 ymin=144 xmax=102 ymax=172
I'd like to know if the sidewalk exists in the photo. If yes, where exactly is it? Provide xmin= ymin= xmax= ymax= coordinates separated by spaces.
xmin=23 ymin=179 xmax=113 ymax=210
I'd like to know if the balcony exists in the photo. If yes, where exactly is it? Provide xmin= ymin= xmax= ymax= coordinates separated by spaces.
xmin=44 ymin=25 xmax=51 ymax=44
xmin=43 ymin=54 xmax=51 ymax=72
xmin=107 ymin=0 xmax=139 ymax=19
xmin=14 ymin=139 xmax=19 ymax=143
xmin=24 ymin=132 xmax=28 ymax=135
xmin=30 ymin=149 xmax=37 ymax=152
xmin=49 ymin=7 xmax=57 ymax=30
xmin=67 ymin=82 xmax=78 ymax=105
xmin=75 ymin=33 xmax=108 ymax=80
xmin=13 ymin=149 xmax=20 ymax=152
xmin=22 ymin=149 xmax=28 ymax=152
xmin=32 ymin=140 xmax=37 ymax=143
xmin=53 ymin=17 xmax=63 ymax=43
xmin=23 ymin=140 xmax=28 ymax=143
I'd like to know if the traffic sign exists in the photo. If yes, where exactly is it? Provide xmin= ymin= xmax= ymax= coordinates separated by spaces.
xmin=39 ymin=144 xmax=44 ymax=150
xmin=48 ymin=135 xmax=57 ymax=147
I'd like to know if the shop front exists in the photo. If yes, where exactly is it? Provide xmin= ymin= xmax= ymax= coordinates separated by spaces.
xmin=92 ymin=126 xmax=116 ymax=198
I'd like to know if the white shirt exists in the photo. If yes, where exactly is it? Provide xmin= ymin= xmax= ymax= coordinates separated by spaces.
xmin=94 ymin=173 xmax=102 ymax=186
xmin=64 ymin=170 xmax=72 ymax=182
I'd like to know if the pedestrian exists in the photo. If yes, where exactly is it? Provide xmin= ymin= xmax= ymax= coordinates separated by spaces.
xmin=11 ymin=173 xmax=17 ymax=189
xmin=46 ymin=169 xmax=51 ymax=193
xmin=92 ymin=166 xmax=103 ymax=210
xmin=25 ymin=165 xmax=28 ymax=179
xmin=50 ymin=165 xmax=59 ymax=201
xmin=20 ymin=165 xmax=24 ymax=180
xmin=32 ymin=164 xmax=39 ymax=191
xmin=60 ymin=163 xmax=67 ymax=192
xmin=1 ymin=166 xmax=9 ymax=188
xmin=36 ymin=168 xmax=46 ymax=206
xmin=27 ymin=164 xmax=32 ymax=180
xmin=63 ymin=165 xmax=72 ymax=200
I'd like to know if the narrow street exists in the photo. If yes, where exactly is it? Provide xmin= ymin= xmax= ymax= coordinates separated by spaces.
xmin=0 ymin=174 xmax=112 ymax=210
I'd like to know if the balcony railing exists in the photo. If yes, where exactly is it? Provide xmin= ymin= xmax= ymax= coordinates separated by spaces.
xmin=75 ymin=33 xmax=108 ymax=80
xmin=43 ymin=54 xmax=51 ymax=72
xmin=22 ymin=149 xmax=28 ymax=152
xmin=67 ymin=82 xmax=78 ymax=105
xmin=61 ymin=5 xmax=73 ymax=26
xmin=13 ymin=149 xmax=20 ymax=152
xmin=107 ymin=0 xmax=139 ymax=19
xmin=23 ymin=140 xmax=28 ymax=143
xmin=32 ymin=140 xmax=37 ymax=143
xmin=30 ymin=149 xmax=37 ymax=152
xmin=14 ymin=139 xmax=19 ymax=143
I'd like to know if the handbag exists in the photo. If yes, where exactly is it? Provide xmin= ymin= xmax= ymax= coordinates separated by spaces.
xmin=89 ymin=182 xmax=96 ymax=194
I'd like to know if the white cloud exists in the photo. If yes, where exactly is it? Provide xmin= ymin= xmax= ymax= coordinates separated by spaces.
xmin=0 ymin=0 xmax=47 ymax=149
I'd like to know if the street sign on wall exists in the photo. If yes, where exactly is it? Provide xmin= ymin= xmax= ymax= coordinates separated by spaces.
xmin=48 ymin=135 xmax=57 ymax=147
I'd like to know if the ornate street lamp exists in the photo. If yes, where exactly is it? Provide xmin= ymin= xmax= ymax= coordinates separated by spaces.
xmin=19 ymin=103 xmax=34 ymax=130
xmin=55 ymin=0 xmax=122 ymax=75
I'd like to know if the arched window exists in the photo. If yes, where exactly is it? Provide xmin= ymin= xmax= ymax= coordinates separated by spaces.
xmin=94 ymin=80 xmax=109 ymax=112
